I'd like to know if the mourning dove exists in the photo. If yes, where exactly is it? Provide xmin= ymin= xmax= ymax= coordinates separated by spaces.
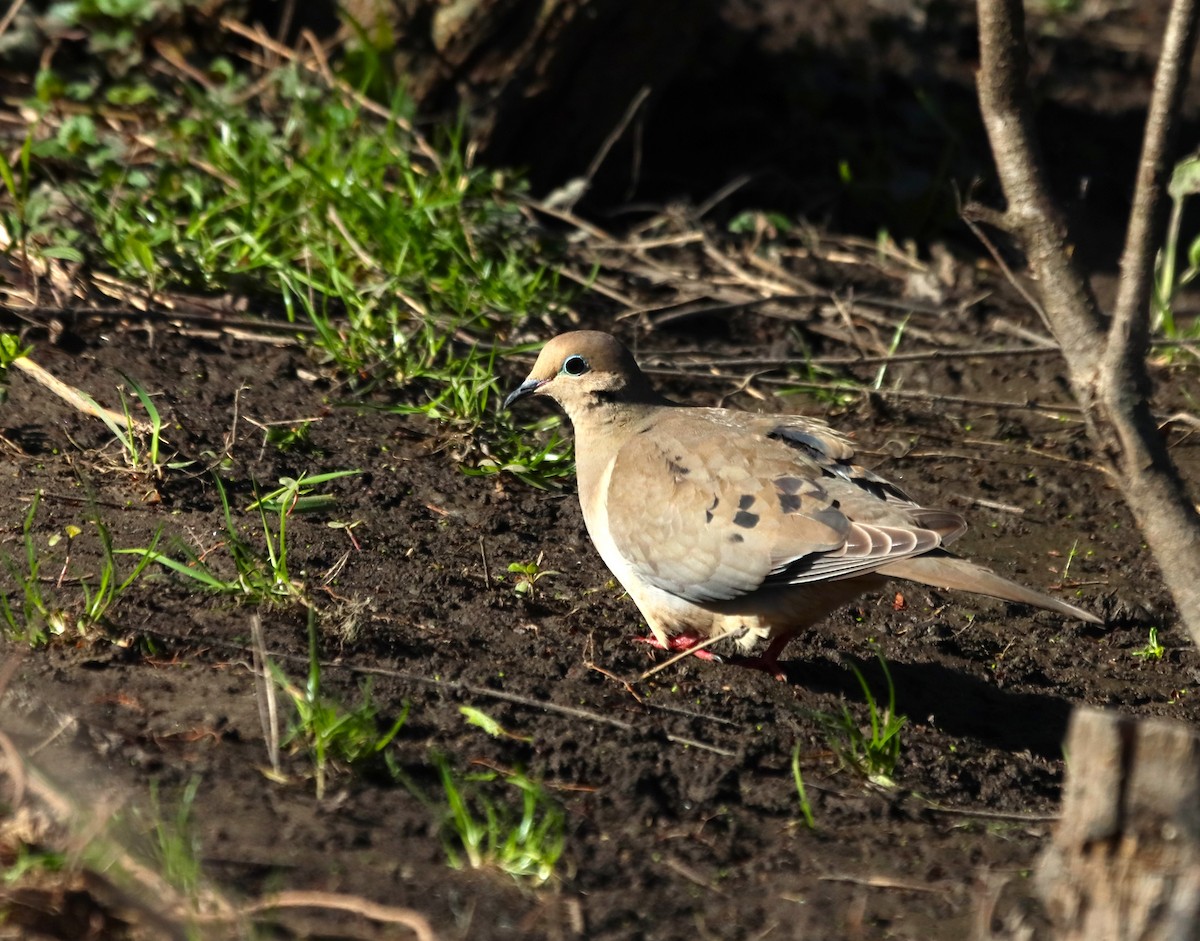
xmin=504 ymin=331 xmax=1102 ymax=674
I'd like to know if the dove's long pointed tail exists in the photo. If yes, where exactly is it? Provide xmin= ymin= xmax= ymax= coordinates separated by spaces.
xmin=877 ymin=552 xmax=1104 ymax=625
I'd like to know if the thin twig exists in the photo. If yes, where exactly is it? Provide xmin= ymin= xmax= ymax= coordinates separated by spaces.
xmin=817 ymin=873 xmax=946 ymax=893
xmin=961 ymin=211 xmax=1051 ymax=329
xmin=642 ymin=365 xmax=1087 ymax=415
xmin=519 ymin=197 xmax=614 ymax=241
xmin=640 ymin=701 xmax=743 ymax=728
xmin=585 ymin=85 xmax=651 ymax=183
xmin=479 ymin=537 xmax=492 ymax=591
xmin=236 ymin=890 xmax=437 ymax=940
xmin=586 ymin=662 xmax=643 ymax=702
xmin=219 ymin=17 xmax=441 ymax=167
xmin=132 ymin=625 xmax=743 ymax=757
xmin=249 ymin=615 xmax=281 ymax=778
xmin=12 ymin=358 xmax=150 ymax=432
xmin=678 ymin=345 xmax=1066 ymax=369
xmin=639 ymin=628 xmax=748 ymax=680
xmin=5 ymin=305 xmax=316 ymax=335
xmin=0 ymin=0 xmax=29 ymax=43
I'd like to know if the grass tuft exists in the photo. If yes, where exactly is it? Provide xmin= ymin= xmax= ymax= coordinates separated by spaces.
xmin=812 ymin=652 xmax=906 ymax=787
xmin=8 ymin=38 xmax=574 ymax=486
xmin=1 ymin=491 xmax=161 ymax=644
xmin=270 ymin=608 xmax=408 ymax=798
xmin=435 ymin=757 xmax=566 ymax=885
xmin=123 ymin=471 xmax=359 ymax=606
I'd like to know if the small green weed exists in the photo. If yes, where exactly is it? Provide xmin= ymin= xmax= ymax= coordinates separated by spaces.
xmin=1060 ymin=539 xmax=1081 ymax=580
xmin=872 ymin=314 xmax=910 ymax=391
xmin=815 ymin=653 xmax=906 ymax=787
xmin=85 ymin=374 xmax=191 ymax=493
xmin=0 ymin=118 xmax=85 ymax=268
xmin=776 ymin=332 xmax=862 ymax=409
xmin=41 ymin=0 xmax=183 ymax=73
xmin=124 ymin=471 xmax=359 ymax=605
xmin=1 ymin=492 xmax=64 ymax=642
xmin=245 ymin=470 xmax=362 ymax=516
xmin=1 ymin=492 xmax=159 ymax=643
xmin=0 ymin=334 xmax=31 ymax=405
xmin=147 ymin=776 xmax=202 ymax=898
xmin=76 ymin=515 xmax=161 ymax=633
xmin=435 ymin=757 xmax=565 ymax=885
xmin=1132 ymin=627 xmax=1166 ymax=661
xmin=505 ymin=554 xmax=559 ymax=600
xmin=1 ymin=845 xmax=68 ymax=885
xmin=728 ymin=209 xmax=793 ymax=239
xmin=1153 ymin=153 xmax=1200 ymax=342
xmin=271 ymin=609 xmax=407 ymax=798
xmin=460 ymin=705 xmax=532 ymax=743
xmin=466 ymin=414 xmax=574 ymax=490
xmin=791 ymin=744 xmax=817 ymax=830
xmin=264 ymin=421 xmax=314 ymax=453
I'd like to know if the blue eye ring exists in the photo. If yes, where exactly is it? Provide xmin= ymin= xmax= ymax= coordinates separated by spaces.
xmin=562 ymin=354 xmax=589 ymax=376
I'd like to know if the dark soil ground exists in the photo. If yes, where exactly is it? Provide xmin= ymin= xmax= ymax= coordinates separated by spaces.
xmin=3 ymin=2 xmax=1200 ymax=940
xmin=1 ymin=220 xmax=1198 ymax=941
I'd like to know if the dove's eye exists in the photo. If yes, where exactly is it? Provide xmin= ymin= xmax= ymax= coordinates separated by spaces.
xmin=561 ymin=354 xmax=589 ymax=377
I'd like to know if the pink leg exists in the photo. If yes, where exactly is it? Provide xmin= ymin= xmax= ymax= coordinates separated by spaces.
xmin=728 ymin=634 xmax=791 ymax=681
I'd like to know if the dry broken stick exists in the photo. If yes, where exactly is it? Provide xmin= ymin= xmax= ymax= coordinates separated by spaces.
xmin=11 ymin=356 xmax=150 ymax=433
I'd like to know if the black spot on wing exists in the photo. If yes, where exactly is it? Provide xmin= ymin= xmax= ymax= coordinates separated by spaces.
xmin=778 ymin=493 xmax=803 ymax=514
xmin=705 ymin=496 xmax=719 ymax=524
xmin=729 ymin=533 xmax=744 ymax=543
xmin=732 ymin=494 xmax=760 ymax=527
xmin=776 ymin=476 xmax=805 ymax=495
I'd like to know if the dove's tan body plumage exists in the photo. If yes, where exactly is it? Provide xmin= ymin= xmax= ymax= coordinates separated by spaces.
xmin=505 ymin=331 xmax=1101 ymax=668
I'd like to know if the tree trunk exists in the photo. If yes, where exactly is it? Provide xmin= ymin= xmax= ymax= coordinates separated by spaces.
xmin=1035 ymin=707 xmax=1200 ymax=940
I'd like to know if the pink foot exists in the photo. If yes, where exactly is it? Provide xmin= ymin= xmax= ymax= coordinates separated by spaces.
xmin=632 ymin=633 xmax=722 ymax=661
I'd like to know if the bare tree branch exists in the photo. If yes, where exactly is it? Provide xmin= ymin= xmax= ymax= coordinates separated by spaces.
xmin=1110 ymin=0 xmax=1200 ymax=358
xmin=973 ymin=0 xmax=1200 ymax=643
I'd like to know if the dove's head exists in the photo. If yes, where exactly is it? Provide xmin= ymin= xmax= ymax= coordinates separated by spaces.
xmin=503 ymin=331 xmax=662 ymax=419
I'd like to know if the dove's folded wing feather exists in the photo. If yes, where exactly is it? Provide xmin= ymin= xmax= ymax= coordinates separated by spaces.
xmin=601 ymin=412 xmax=966 ymax=604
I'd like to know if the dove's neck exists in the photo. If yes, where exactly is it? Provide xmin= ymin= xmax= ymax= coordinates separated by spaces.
xmin=568 ymin=395 xmax=670 ymax=509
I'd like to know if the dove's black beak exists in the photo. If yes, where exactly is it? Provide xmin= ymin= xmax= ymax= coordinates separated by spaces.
xmin=503 ymin=377 xmax=546 ymax=409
